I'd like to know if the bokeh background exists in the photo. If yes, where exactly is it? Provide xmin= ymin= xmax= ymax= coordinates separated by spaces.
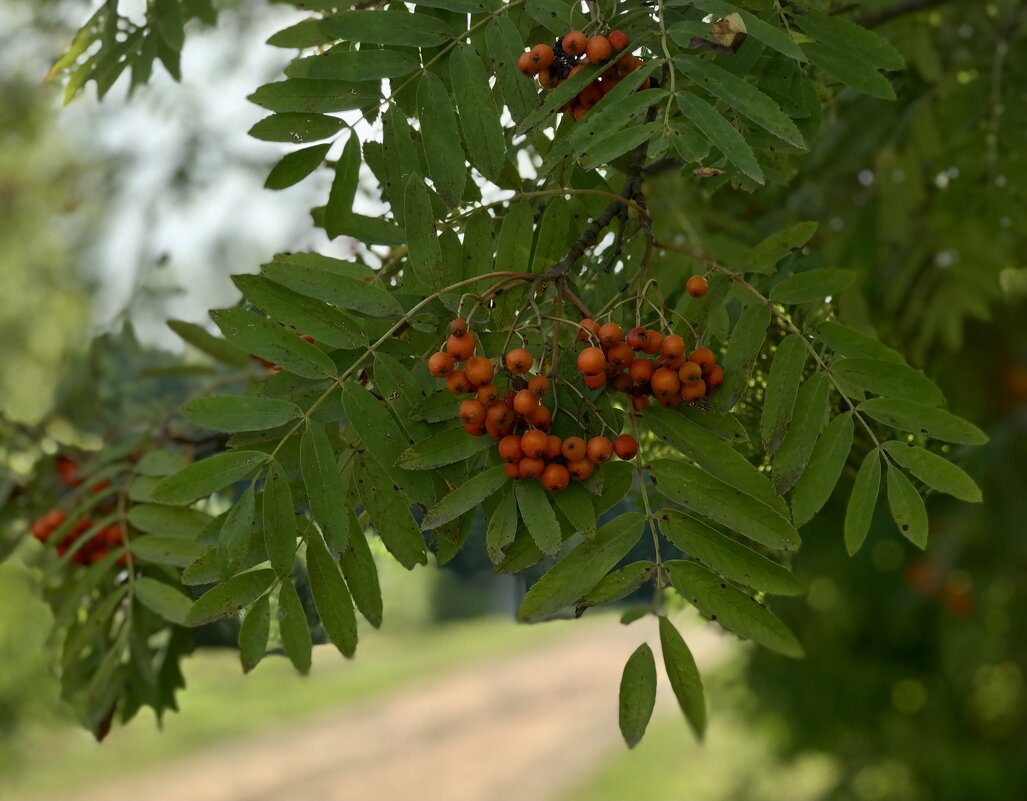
xmin=1 ymin=1 xmax=1025 ymax=799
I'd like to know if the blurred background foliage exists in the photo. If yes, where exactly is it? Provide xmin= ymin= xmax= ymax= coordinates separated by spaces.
xmin=0 ymin=0 xmax=1025 ymax=799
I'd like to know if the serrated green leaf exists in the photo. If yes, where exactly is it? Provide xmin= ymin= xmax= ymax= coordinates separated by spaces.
xmin=718 ymin=302 xmax=771 ymax=410
xmin=770 ymin=268 xmax=854 ymax=304
xmin=801 ymin=42 xmax=896 ymax=100
xmin=239 ymin=594 xmax=271 ymax=673
xmin=553 ymin=482 xmax=597 ymax=539
xmin=659 ymin=510 xmax=802 ymax=596
xmin=248 ymin=112 xmax=345 ymax=143
xmin=261 ymin=253 xmax=402 ymax=318
xmin=211 ymin=308 xmax=337 ymax=379
xmin=404 ymin=177 xmax=444 ymax=289
xmin=167 ymin=319 xmax=250 ymax=366
xmin=340 ymin=521 xmax=383 ymax=628
xmin=791 ymin=412 xmax=855 ymax=526
xmin=450 ymin=45 xmax=507 ymax=182
xmin=263 ymin=459 xmax=296 ymax=579
xmin=422 ymin=465 xmax=509 ymax=530
xmin=692 ymin=0 xmax=805 ymax=61
xmin=761 ymin=338 xmax=819 ymax=459
xmin=233 ymin=273 xmax=365 ymax=350
xmin=619 ymin=643 xmax=657 ymax=748
xmin=417 ymin=72 xmax=466 ymax=208
xmin=675 ymin=57 xmax=806 ymax=149
xmin=658 ymin=616 xmax=706 ymax=740
xmin=882 ymin=442 xmax=981 ymax=503
xmin=667 ymin=560 xmax=803 ymax=657
xmin=650 ymin=460 xmax=800 ymax=552
xmin=857 ymin=398 xmax=987 ymax=445
xmin=886 ymin=463 xmax=929 ymax=548
xmin=135 ymin=578 xmax=193 ymax=625
xmin=306 ymin=527 xmax=358 ymax=656
xmin=581 ymin=123 xmax=659 ymax=170
xmin=773 ymin=372 xmax=830 ymax=494
xmin=267 ymin=17 xmax=333 ymax=48
xmin=577 ymin=561 xmax=654 ymax=613
xmin=531 ymin=198 xmax=571 ymax=273
xmin=396 ymin=427 xmax=491 ymax=470
xmin=491 ymin=201 xmax=534 ymax=326
xmin=319 ymin=10 xmax=452 ymax=47
xmin=844 ymin=449 xmax=881 ymax=555
xmin=185 ymin=569 xmax=276 ymax=626
xmin=180 ymin=395 xmax=301 ymax=432
xmin=832 ymin=358 xmax=944 ymax=406
xmin=411 ymin=392 xmax=461 ymax=423
xmin=126 ymin=504 xmax=211 ymax=538
xmin=372 ymin=352 xmax=432 ymax=442
xmin=217 ymin=484 xmax=255 ymax=580
xmin=676 ymin=91 xmax=764 ymax=183
xmin=356 ymin=452 xmax=427 ymax=569
xmin=515 ymin=480 xmax=561 ymax=557
xmin=486 ymin=17 xmax=537 ymax=123
xmin=814 ymin=321 xmax=904 ymax=363
xmin=152 ymin=450 xmax=269 ymax=506
xmin=265 ymin=143 xmax=330 ymax=190
xmin=324 ymin=134 xmax=361 ymax=239
xmin=741 ymin=221 xmax=818 ymax=274
xmin=486 ymin=485 xmax=519 ymax=565
xmin=131 ymin=535 xmax=207 ymax=567
xmin=278 ymin=580 xmax=313 ymax=673
xmin=248 ymin=79 xmax=379 ymax=113
xmin=518 ymin=513 xmax=644 ymax=621
xmin=301 ymin=424 xmax=352 ymax=552
xmin=795 ymin=9 xmax=904 ymax=71
xmin=285 ymin=50 xmax=420 ymax=81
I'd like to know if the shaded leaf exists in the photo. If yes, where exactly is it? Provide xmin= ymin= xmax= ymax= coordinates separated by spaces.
xmin=417 ymin=71 xmax=466 ymax=208
xmin=741 ymin=221 xmax=818 ymax=274
xmin=217 ymin=484 xmax=255 ymax=580
xmin=239 ymin=594 xmax=271 ymax=673
xmin=857 ymin=398 xmax=987 ymax=445
xmin=263 ymin=459 xmax=297 ymax=579
xmin=886 ymin=463 xmax=929 ymax=548
xmin=832 ymin=358 xmax=944 ymax=406
xmin=248 ymin=112 xmax=345 ymax=143
xmin=760 ymin=333 xmax=807 ymax=454
xmin=134 ymin=578 xmax=192 ymax=625
xmin=396 ymin=427 xmax=492 ymax=470
xmin=844 ymin=449 xmax=882 ymax=556
xmin=185 ymin=569 xmax=276 ymax=626
xmin=301 ymin=424 xmax=352 ymax=551
xmin=769 ymin=268 xmax=854 ymax=304
xmin=486 ymin=485 xmax=519 ymax=565
xmin=882 ymin=442 xmax=981 ymax=503
xmin=152 ymin=450 xmax=269 ymax=506
xmin=450 ymin=45 xmax=507 ymax=182
xmin=619 ymin=644 xmax=657 ymax=748
xmin=180 ymin=395 xmax=301 ymax=432
xmin=658 ymin=616 xmax=706 ymax=740
xmin=211 ymin=307 xmax=337 ymax=379
xmin=515 ymin=480 xmax=561 ymax=557
xmin=773 ymin=372 xmax=830 ymax=494
xmin=306 ymin=527 xmax=358 ymax=656
xmin=356 ymin=452 xmax=427 ymax=569
xmin=676 ymin=91 xmax=763 ymax=183
xmin=278 ymin=580 xmax=313 ymax=673
xmin=791 ymin=412 xmax=855 ymax=526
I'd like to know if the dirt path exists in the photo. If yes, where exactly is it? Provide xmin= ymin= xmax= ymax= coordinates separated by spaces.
xmin=79 ymin=617 xmax=732 ymax=801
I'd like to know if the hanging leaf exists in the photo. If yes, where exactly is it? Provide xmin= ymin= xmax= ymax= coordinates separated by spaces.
xmin=882 ymin=442 xmax=981 ymax=503
xmin=717 ymin=302 xmax=771 ymax=410
xmin=134 ymin=578 xmax=193 ymax=625
xmin=132 ymin=535 xmax=207 ymax=567
xmin=666 ymin=561 xmax=804 ymax=657
xmin=319 ymin=10 xmax=453 ymax=47
xmin=692 ymin=0 xmax=805 ymax=61
xmin=305 ymin=527 xmax=358 ymax=657
xmin=552 ymin=483 xmax=597 ymax=539
xmin=265 ymin=143 xmax=330 ymax=189
xmin=261 ymin=252 xmax=403 ymax=317
xmin=740 ymin=221 xmax=818 ymax=274
xmin=185 ymin=569 xmax=276 ymax=626
xmin=485 ymin=17 xmax=538 ymax=123
xmin=769 ymin=268 xmax=854 ymax=304
xmin=340 ymin=523 xmax=383 ymax=628
xmin=180 ymin=396 xmax=301 ymax=432
xmin=167 ymin=319 xmax=250 ymax=366
xmin=286 ymin=50 xmax=420 ymax=82
xmin=650 ymin=460 xmax=800 ymax=552
xmin=844 ymin=449 xmax=882 ymax=555
xmin=886 ymin=463 xmax=930 ymax=548
xmin=248 ymin=79 xmax=379 ymax=113
xmin=658 ymin=616 xmax=706 ymax=740
xmin=126 ymin=504 xmax=211 ymax=538
xmin=450 ymin=45 xmax=507 ymax=182
xmin=217 ymin=484 xmax=256 ymax=580
xmin=814 ymin=321 xmax=904 ymax=364
xmin=857 ymin=398 xmax=987 ymax=445
xmin=404 ymin=177 xmax=444 ymax=290
xmin=152 ymin=450 xmax=269 ymax=506
xmin=676 ymin=91 xmax=764 ymax=184
xmin=262 ymin=459 xmax=297 ymax=579
xmin=417 ymin=72 xmax=466 ymax=208
xmin=239 ymin=594 xmax=271 ymax=673
xmin=486 ymin=485 xmax=519 ymax=565
xmin=791 ymin=412 xmax=855 ymax=526
xmin=300 ymin=424 xmax=352 ymax=552
xmin=832 ymin=358 xmax=945 ymax=406
xmin=396 ymin=427 xmax=492 ymax=470
xmin=278 ymin=579 xmax=313 ymax=673
xmin=357 ymin=452 xmax=427 ymax=569
xmin=518 ymin=513 xmax=644 ymax=620
xmin=760 ymin=333 xmax=808 ymax=454
xmin=619 ymin=643 xmax=657 ymax=748
xmin=577 ymin=562 xmax=655 ymax=613
xmin=324 ymin=134 xmax=361 ymax=239
xmin=515 ymin=480 xmax=562 ymax=557
xmin=772 ymin=372 xmax=831 ymax=494
xmin=248 ymin=112 xmax=345 ymax=143
xmin=659 ymin=510 xmax=802 ymax=596
xmin=210 ymin=308 xmax=337 ymax=379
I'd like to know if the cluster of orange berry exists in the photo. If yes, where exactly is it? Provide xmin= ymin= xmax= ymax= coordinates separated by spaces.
xmin=29 ymin=457 xmax=126 ymax=566
xmin=573 ymin=315 xmax=723 ymax=410
xmin=517 ymin=29 xmax=648 ymax=121
xmin=427 ymin=318 xmax=637 ymax=492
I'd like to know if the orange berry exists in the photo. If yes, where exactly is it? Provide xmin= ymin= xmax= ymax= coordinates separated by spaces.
xmin=485 ymin=417 xmax=512 ymax=438
xmin=586 ymin=35 xmax=612 ymax=64
xmin=505 ymin=348 xmax=534 ymax=374
xmin=530 ymin=43 xmax=555 ymax=69
xmin=679 ymin=361 xmax=702 ymax=384
xmin=689 ymin=347 xmax=716 ymax=370
xmin=577 ymin=318 xmax=601 ymax=342
xmin=681 ymin=379 xmax=707 ymax=402
xmin=577 ymin=346 xmax=607 ymax=376
xmin=651 ymin=367 xmax=681 ymax=400
xmin=598 ymin=322 xmax=623 ymax=347
xmin=477 ymin=383 xmax=500 ymax=405
xmin=499 ymin=435 xmax=524 ymax=463
xmin=545 ymin=435 xmax=564 ymax=460
xmin=513 ymin=389 xmax=539 ymax=415
xmin=599 ymin=75 xmax=619 ymax=94
xmin=586 ymin=436 xmax=614 ymax=464
xmin=568 ymin=459 xmax=594 ymax=481
xmin=518 ymin=51 xmax=538 ymax=75
xmin=449 ymin=317 xmax=468 ymax=337
xmin=631 ymin=394 xmax=650 ymax=411
xmin=562 ymin=30 xmax=587 ymax=56
xmin=584 ymin=373 xmax=607 ymax=390
xmin=642 ymin=330 xmax=663 ymax=355
xmin=446 ymin=332 xmax=475 ymax=361
xmin=607 ymin=342 xmax=634 ymax=369
xmin=521 ymin=429 xmax=549 ymax=458
xmin=686 ymin=275 xmax=709 ymax=298
xmin=428 ymin=351 xmax=454 ymax=378
xmin=505 ymin=463 xmax=522 ymax=479
xmin=459 ymin=398 xmax=486 ymax=425
xmin=562 ymin=436 xmax=586 ymax=461
xmin=487 ymin=401 xmax=514 ymax=428
xmin=571 ymin=104 xmax=588 ymax=122
xmin=705 ymin=364 xmax=724 ymax=388
xmin=538 ymin=69 xmax=556 ymax=90
xmin=464 ymin=421 xmax=487 ymax=436
xmin=614 ymin=434 xmax=638 ymax=460
xmin=529 ymin=404 xmax=552 ymax=430
xmin=447 ymin=371 xmax=472 ymax=395
xmin=659 ymin=392 xmax=683 ymax=408
xmin=519 ymin=456 xmax=545 ymax=478
xmin=528 ymin=375 xmax=550 ymax=397
xmin=626 ymin=327 xmax=649 ymax=351
xmin=609 ymin=29 xmax=629 ymax=51
xmin=579 ymin=82 xmax=602 ymax=108
xmin=662 ymin=334 xmax=685 ymax=359
xmin=612 ymin=372 xmax=633 ymax=393
xmin=542 ymin=463 xmax=570 ymax=493
xmin=629 ymin=358 xmax=654 ymax=384
xmin=465 ymin=356 xmax=494 ymax=387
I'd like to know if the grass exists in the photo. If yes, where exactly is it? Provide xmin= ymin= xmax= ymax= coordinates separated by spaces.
xmin=1 ymin=615 xmax=570 ymax=801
